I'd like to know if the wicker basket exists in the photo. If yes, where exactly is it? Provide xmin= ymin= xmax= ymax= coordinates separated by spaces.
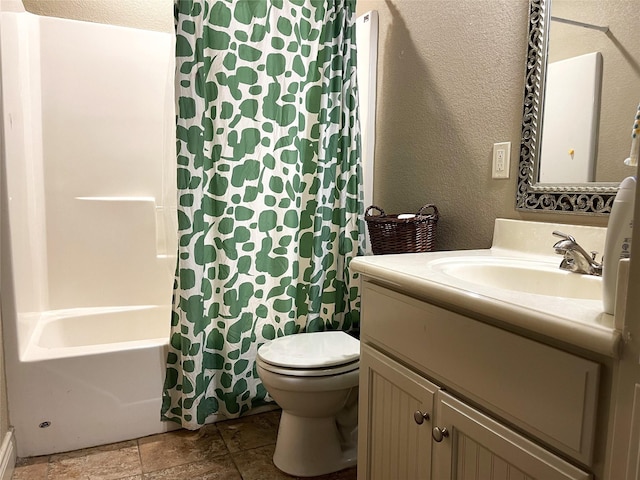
xmin=365 ymin=204 xmax=439 ymax=255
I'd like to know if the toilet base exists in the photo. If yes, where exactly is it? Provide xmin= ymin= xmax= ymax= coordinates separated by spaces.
xmin=273 ymin=411 xmax=357 ymax=477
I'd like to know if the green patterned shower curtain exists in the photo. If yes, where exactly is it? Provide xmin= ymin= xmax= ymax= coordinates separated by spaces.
xmin=162 ymin=0 xmax=362 ymax=429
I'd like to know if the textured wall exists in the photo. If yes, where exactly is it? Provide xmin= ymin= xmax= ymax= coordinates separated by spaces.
xmin=21 ymin=0 xmax=608 ymax=250
xmin=22 ymin=0 xmax=173 ymax=32
xmin=357 ymin=0 xmax=608 ymax=251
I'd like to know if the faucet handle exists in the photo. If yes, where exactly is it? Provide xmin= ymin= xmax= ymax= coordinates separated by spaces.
xmin=552 ymin=230 xmax=576 ymax=243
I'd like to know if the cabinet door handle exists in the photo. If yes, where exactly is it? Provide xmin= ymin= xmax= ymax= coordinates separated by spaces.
xmin=413 ymin=410 xmax=430 ymax=424
xmin=432 ymin=426 xmax=449 ymax=442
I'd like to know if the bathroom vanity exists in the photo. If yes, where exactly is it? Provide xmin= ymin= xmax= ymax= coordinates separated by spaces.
xmin=352 ymin=219 xmax=621 ymax=480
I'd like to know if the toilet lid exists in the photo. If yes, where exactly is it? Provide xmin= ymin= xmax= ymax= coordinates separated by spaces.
xmin=257 ymin=331 xmax=360 ymax=369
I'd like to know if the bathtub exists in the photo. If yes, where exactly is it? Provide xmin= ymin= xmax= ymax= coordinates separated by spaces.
xmin=0 ymin=4 xmax=180 ymax=457
xmin=9 ymin=306 xmax=175 ymax=457
xmin=25 ymin=306 xmax=170 ymax=358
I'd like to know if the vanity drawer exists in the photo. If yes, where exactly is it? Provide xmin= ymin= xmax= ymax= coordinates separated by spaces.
xmin=361 ymin=281 xmax=600 ymax=466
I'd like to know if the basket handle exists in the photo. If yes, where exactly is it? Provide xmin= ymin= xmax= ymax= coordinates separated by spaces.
xmin=416 ymin=204 xmax=439 ymax=220
xmin=365 ymin=205 xmax=386 ymax=217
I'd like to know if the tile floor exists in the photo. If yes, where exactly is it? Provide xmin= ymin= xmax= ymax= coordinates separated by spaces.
xmin=12 ymin=410 xmax=357 ymax=480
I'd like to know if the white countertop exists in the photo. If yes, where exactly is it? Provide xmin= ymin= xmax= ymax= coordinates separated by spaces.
xmin=351 ymin=219 xmax=621 ymax=358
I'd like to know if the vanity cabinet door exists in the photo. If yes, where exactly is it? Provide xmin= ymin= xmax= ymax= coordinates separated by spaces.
xmin=432 ymin=391 xmax=591 ymax=480
xmin=358 ymin=344 xmax=438 ymax=480
xmin=361 ymin=282 xmax=600 ymax=465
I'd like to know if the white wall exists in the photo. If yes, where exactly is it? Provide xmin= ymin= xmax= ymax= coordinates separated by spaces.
xmin=36 ymin=16 xmax=176 ymax=309
xmin=0 ymin=8 xmax=48 ymax=353
xmin=1 ymin=6 xmax=177 ymax=326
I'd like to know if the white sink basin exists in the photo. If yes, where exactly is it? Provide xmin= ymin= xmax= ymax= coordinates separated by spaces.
xmin=428 ymin=256 xmax=602 ymax=300
xmin=350 ymin=219 xmax=618 ymax=358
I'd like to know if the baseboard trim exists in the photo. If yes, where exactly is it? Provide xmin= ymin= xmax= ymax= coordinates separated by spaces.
xmin=0 ymin=428 xmax=15 ymax=480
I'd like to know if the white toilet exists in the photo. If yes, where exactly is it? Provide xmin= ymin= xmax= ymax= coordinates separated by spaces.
xmin=256 ymin=330 xmax=360 ymax=477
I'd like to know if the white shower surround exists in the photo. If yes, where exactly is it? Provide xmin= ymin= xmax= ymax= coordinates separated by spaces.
xmin=0 ymin=2 xmax=379 ymax=457
xmin=0 ymin=3 xmax=178 ymax=456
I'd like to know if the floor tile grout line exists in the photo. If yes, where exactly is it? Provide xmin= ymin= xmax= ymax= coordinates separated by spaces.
xmin=226 ymin=449 xmax=245 ymax=480
xmin=135 ymin=437 xmax=144 ymax=477
xmin=14 ymin=410 xmax=284 ymax=480
xmin=227 ymin=441 xmax=281 ymax=480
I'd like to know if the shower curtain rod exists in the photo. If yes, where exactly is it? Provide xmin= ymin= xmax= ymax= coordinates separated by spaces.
xmin=550 ymin=16 xmax=609 ymax=33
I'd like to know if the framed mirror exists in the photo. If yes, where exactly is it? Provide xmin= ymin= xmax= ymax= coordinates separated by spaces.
xmin=517 ymin=0 xmax=639 ymax=214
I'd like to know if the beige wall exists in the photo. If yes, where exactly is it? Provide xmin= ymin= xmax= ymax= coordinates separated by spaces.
xmin=357 ymin=0 xmax=608 ymax=251
xmin=21 ymin=0 xmax=609 ymax=251
xmin=22 ymin=0 xmax=173 ymax=32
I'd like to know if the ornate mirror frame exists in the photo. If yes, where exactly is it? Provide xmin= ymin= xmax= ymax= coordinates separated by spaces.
xmin=516 ymin=0 xmax=617 ymax=215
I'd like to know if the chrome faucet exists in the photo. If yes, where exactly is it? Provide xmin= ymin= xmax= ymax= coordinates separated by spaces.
xmin=552 ymin=231 xmax=602 ymax=276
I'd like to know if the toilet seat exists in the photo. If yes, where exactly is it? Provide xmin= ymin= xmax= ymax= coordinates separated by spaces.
xmin=257 ymin=331 xmax=360 ymax=377
xmin=257 ymin=358 xmax=359 ymax=377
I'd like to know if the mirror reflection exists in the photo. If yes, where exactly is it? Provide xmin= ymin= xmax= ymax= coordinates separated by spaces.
xmin=539 ymin=0 xmax=640 ymax=185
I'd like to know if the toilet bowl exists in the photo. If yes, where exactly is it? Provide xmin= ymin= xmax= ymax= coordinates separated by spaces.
xmin=256 ymin=331 xmax=360 ymax=477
